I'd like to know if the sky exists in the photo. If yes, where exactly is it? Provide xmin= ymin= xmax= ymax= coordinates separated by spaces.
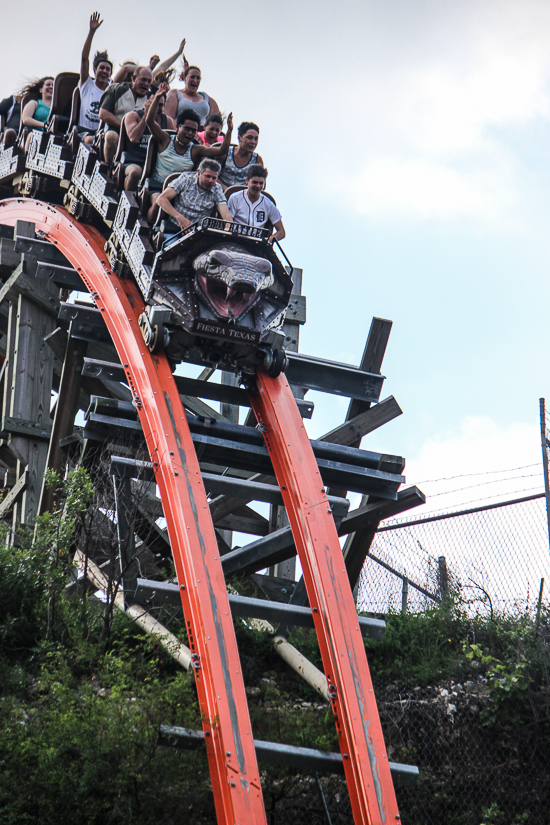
xmin=3 ymin=0 xmax=550 ymax=515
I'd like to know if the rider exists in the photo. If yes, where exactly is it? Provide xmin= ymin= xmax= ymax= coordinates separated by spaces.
xmin=99 ymin=66 xmax=153 ymax=163
xmin=119 ymin=90 xmax=175 ymax=192
xmin=155 ymin=158 xmax=232 ymax=233
xmin=164 ymin=64 xmax=220 ymax=125
xmin=197 ymin=113 xmax=224 ymax=146
xmin=78 ymin=12 xmax=113 ymax=143
xmin=145 ymin=84 xmax=232 ymax=219
xmin=218 ymin=121 xmax=264 ymax=191
xmin=227 ymin=165 xmax=286 ymax=244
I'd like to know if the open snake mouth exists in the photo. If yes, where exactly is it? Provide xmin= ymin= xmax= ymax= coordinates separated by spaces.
xmin=193 ymin=247 xmax=274 ymax=321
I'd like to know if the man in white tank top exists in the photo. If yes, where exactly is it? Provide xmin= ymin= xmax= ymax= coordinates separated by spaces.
xmin=78 ymin=13 xmax=113 ymax=144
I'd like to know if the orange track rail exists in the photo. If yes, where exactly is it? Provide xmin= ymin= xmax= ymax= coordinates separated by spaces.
xmin=0 ymin=197 xmax=401 ymax=825
xmin=249 ymin=371 xmax=401 ymax=824
xmin=0 ymin=198 xmax=266 ymax=825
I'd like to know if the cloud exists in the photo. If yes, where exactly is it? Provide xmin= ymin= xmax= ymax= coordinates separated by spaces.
xmin=306 ymin=0 xmax=550 ymax=222
xmin=323 ymin=157 xmax=512 ymax=220
xmin=405 ymin=415 xmax=543 ymax=513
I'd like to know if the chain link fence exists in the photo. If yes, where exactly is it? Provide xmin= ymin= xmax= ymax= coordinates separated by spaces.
xmin=356 ymin=491 xmax=550 ymax=616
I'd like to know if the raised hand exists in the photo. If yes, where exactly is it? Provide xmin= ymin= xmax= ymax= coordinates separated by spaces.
xmin=178 ymin=38 xmax=186 ymax=54
xmin=156 ymin=82 xmax=170 ymax=97
xmin=89 ymin=11 xmax=103 ymax=30
xmin=226 ymin=112 xmax=233 ymax=131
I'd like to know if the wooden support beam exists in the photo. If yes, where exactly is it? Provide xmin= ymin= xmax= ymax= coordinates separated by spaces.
xmin=159 ymin=725 xmax=419 ymax=786
xmin=347 ymin=317 xmax=393 ymax=421
xmin=0 ymin=468 xmax=27 ymax=518
xmin=328 ymin=317 xmax=393 ymax=498
xmin=39 ymin=328 xmax=87 ymax=515
xmin=1 ymin=261 xmax=57 ymax=524
xmin=343 ymin=486 xmax=426 ymax=590
xmin=320 ymin=396 xmax=402 ymax=446
xmin=0 ymin=259 xmax=60 ymax=316
xmin=221 ymin=487 xmax=424 ymax=579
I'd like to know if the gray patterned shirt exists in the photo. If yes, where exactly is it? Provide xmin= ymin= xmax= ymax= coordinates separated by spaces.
xmin=170 ymin=171 xmax=226 ymax=223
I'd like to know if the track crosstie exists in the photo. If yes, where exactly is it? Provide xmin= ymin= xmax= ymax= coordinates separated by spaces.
xmin=0 ymin=198 xmax=400 ymax=824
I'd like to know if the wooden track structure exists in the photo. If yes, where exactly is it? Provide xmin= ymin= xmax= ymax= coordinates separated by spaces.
xmin=0 ymin=197 xmax=425 ymax=824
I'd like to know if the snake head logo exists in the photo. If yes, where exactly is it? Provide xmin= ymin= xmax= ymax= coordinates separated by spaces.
xmin=193 ymin=244 xmax=274 ymax=321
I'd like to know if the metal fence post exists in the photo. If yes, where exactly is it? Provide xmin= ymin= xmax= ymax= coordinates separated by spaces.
xmin=401 ymin=577 xmax=409 ymax=612
xmin=438 ymin=556 xmax=449 ymax=599
xmin=539 ymin=398 xmax=550 ymax=554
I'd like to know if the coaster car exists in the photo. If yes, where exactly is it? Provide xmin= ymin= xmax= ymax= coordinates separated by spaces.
xmin=139 ymin=217 xmax=292 ymax=375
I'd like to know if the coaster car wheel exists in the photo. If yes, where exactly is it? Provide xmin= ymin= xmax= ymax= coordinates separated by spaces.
xmin=262 ymin=347 xmax=288 ymax=378
xmin=149 ymin=324 xmax=169 ymax=354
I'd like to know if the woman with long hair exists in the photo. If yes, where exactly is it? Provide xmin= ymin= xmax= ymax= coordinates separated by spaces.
xmin=164 ymin=63 xmax=220 ymax=125
xmin=21 ymin=76 xmax=54 ymax=130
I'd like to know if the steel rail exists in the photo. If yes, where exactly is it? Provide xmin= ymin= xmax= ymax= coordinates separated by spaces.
xmin=0 ymin=198 xmax=266 ymax=825
xmin=248 ymin=370 xmax=401 ymax=825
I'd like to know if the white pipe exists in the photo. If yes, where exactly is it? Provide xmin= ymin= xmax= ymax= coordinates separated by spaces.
xmin=73 ymin=550 xmax=192 ymax=671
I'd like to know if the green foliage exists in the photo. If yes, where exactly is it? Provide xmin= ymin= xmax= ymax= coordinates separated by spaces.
xmin=0 ymin=468 xmax=549 ymax=823
xmin=480 ymin=803 xmax=529 ymax=824
xmin=362 ymin=598 xmax=472 ymax=685
xmin=465 ymin=643 xmax=530 ymax=724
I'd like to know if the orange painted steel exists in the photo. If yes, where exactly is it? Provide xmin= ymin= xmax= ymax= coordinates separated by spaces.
xmin=248 ymin=370 xmax=401 ymax=825
xmin=0 ymin=198 xmax=266 ymax=825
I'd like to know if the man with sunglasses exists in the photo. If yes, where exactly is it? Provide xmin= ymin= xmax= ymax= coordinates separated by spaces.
xmin=146 ymin=84 xmax=232 ymax=220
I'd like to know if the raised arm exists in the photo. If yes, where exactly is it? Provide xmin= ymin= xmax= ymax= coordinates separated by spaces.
xmin=81 ymin=12 xmax=103 ymax=85
xmin=155 ymin=38 xmax=186 ymax=74
xmin=113 ymin=63 xmax=136 ymax=83
xmin=145 ymin=84 xmax=171 ymax=150
xmin=192 ymin=112 xmax=233 ymax=161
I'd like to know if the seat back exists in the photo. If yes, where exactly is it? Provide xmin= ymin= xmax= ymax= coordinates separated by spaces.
xmin=114 ymin=113 xmax=131 ymax=164
xmin=68 ymin=85 xmax=81 ymax=131
xmin=16 ymin=94 xmax=35 ymax=148
xmin=224 ymin=184 xmax=277 ymax=205
xmin=153 ymin=172 xmax=183 ymax=234
xmin=136 ymin=136 xmax=159 ymax=215
xmin=46 ymin=72 xmax=79 ymax=135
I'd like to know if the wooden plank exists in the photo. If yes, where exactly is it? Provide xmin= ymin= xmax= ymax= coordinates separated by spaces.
xmin=7 ymin=286 xmax=57 ymax=524
xmin=320 ymin=396 xmax=402 ymax=446
xmin=346 ymin=318 xmax=392 ymax=422
xmin=0 ymin=468 xmax=27 ymax=518
xmin=180 ymin=394 xmax=228 ymax=421
xmin=327 ymin=317 xmax=393 ymax=499
xmin=0 ymin=260 xmax=60 ymax=315
xmin=0 ymin=239 xmax=22 ymax=270
xmin=39 ymin=324 xmax=88 ymax=514
xmin=1 ymin=416 xmax=52 ymax=440
xmin=285 ymin=294 xmax=306 ymax=325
